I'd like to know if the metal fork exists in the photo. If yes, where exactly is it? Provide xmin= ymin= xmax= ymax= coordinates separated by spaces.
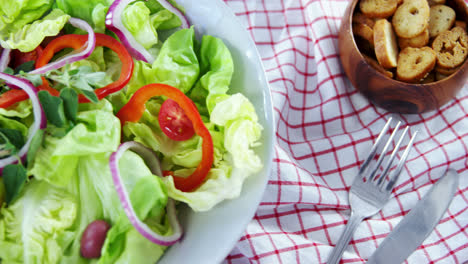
xmin=326 ymin=117 xmax=418 ymax=264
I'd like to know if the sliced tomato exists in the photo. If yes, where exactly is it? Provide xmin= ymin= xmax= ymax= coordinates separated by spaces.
xmin=158 ymin=99 xmax=195 ymax=141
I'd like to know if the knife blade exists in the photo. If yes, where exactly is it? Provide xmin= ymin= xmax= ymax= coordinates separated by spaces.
xmin=366 ymin=169 xmax=459 ymax=264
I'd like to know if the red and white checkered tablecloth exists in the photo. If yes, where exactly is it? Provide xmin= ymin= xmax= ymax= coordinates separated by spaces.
xmin=221 ymin=0 xmax=468 ymax=263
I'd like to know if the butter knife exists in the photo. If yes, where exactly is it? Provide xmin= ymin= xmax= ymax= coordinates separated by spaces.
xmin=366 ymin=169 xmax=459 ymax=264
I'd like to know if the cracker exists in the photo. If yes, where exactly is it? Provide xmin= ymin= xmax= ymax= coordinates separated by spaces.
xmin=353 ymin=22 xmax=375 ymax=47
xmin=398 ymin=28 xmax=429 ymax=49
xmin=359 ymin=0 xmax=399 ymax=18
xmin=374 ymin=19 xmax=399 ymax=68
xmin=429 ymin=5 xmax=456 ymax=38
xmin=363 ymin=54 xmax=394 ymax=78
xmin=392 ymin=0 xmax=430 ymax=38
xmin=435 ymin=64 xmax=461 ymax=75
xmin=432 ymin=26 xmax=468 ymax=68
xmin=396 ymin=47 xmax=437 ymax=82
xmin=352 ymin=12 xmax=376 ymax=28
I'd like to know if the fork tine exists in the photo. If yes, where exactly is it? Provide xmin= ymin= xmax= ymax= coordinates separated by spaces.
xmin=382 ymin=130 xmax=419 ymax=191
xmin=359 ymin=117 xmax=393 ymax=176
xmin=376 ymin=126 xmax=409 ymax=187
xmin=367 ymin=121 xmax=402 ymax=182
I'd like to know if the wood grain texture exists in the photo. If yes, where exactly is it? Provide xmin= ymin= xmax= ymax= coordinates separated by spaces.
xmin=339 ymin=0 xmax=468 ymax=114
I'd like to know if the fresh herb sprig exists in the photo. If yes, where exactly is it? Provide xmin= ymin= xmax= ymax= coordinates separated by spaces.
xmin=0 ymin=127 xmax=44 ymax=205
xmin=45 ymin=65 xmax=107 ymax=103
xmin=2 ymin=64 xmax=108 ymax=104
xmin=0 ymin=128 xmax=24 ymax=158
xmin=2 ymin=164 xmax=27 ymax=205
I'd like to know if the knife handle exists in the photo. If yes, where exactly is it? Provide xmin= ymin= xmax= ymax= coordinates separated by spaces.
xmin=327 ymin=211 xmax=365 ymax=264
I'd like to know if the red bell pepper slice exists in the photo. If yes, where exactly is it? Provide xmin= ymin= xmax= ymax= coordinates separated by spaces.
xmin=0 ymin=33 xmax=133 ymax=108
xmin=36 ymin=33 xmax=134 ymax=103
xmin=117 ymin=83 xmax=214 ymax=192
xmin=0 ymin=89 xmax=29 ymax=108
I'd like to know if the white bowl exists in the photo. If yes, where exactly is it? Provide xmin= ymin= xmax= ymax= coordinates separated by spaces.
xmin=158 ymin=1 xmax=275 ymax=263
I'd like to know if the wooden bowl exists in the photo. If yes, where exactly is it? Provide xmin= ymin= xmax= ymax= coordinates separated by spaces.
xmin=339 ymin=0 xmax=468 ymax=114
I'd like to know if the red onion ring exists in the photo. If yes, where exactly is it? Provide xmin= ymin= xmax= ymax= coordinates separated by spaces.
xmin=29 ymin=17 xmax=96 ymax=75
xmin=0 ymin=48 xmax=11 ymax=72
xmin=105 ymin=0 xmax=190 ymax=63
xmin=109 ymin=141 xmax=183 ymax=246
xmin=0 ymin=73 xmax=46 ymax=173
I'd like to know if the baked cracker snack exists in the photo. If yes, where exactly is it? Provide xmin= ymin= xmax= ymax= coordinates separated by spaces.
xmin=363 ymin=54 xmax=394 ymax=78
xmin=396 ymin=47 xmax=437 ymax=82
xmin=398 ymin=28 xmax=429 ymax=49
xmin=429 ymin=5 xmax=456 ymax=38
xmin=392 ymin=0 xmax=430 ymax=38
xmin=374 ymin=19 xmax=399 ymax=69
xmin=432 ymin=26 xmax=468 ymax=68
xmin=352 ymin=12 xmax=376 ymax=28
xmin=435 ymin=64 xmax=461 ymax=75
xmin=359 ymin=0 xmax=399 ymax=18
xmin=353 ymin=22 xmax=375 ymax=47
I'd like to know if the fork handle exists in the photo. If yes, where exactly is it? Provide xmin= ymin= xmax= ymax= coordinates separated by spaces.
xmin=326 ymin=211 xmax=365 ymax=264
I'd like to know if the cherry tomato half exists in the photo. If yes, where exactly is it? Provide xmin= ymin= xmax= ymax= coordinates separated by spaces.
xmin=158 ymin=99 xmax=195 ymax=141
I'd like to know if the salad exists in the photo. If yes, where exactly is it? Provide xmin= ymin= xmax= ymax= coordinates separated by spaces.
xmin=0 ymin=0 xmax=264 ymax=263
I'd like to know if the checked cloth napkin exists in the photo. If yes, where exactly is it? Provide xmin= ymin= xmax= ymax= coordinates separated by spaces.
xmin=221 ymin=0 xmax=468 ymax=263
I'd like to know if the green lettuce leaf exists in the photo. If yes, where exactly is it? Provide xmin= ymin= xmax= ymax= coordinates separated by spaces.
xmin=0 ymin=0 xmax=53 ymax=33
xmin=211 ymin=93 xmax=263 ymax=171
xmin=0 ymin=101 xmax=33 ymax=119
xmin=124 ymin=28 xmax=200 ymax=96
xmin=152 ymin=28 xmax=199 ymax=93
xmin=122 ymin=2 xmax=159 ymax=50
xmin=145 ymin=0 xmax=182 ymax=30
xmin=124 ymin=60 xmax=157 ymax=97
xmin=189 ymin=35 xmax=234 ymax=114
xmin=91 ymin=3 xmax=109 ymax=33
xmin=120 ymin=0 xmax=185 ymax=51
xmin=0 ymin=180 xmax=77 ymax=264
xmin=0 ymin=9 xmax=70 ymax=52
xmin=28 ymin=100 xmax=120 ymax=186
xmin=54 ymin=0 xmax=110 ymax=27
xmin=0 ymin=115 xmax=28 ymax=138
